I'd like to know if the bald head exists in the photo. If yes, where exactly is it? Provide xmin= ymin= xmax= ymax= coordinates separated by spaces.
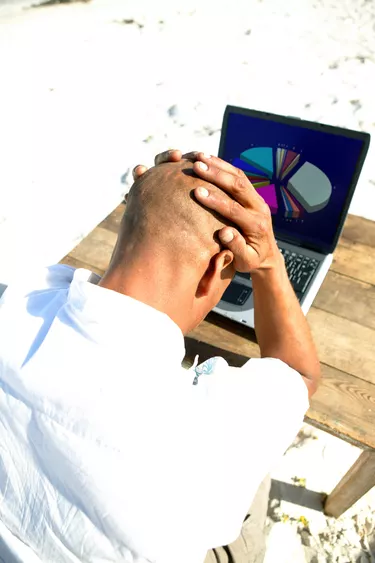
xmin=101 ymin=159 xmax=236 ymax=332
xmin=113 ymin=160 xmax=230 ymax=268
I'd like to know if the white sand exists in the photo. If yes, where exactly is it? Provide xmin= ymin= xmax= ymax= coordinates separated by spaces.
xmin=0 ymin=1 xmax=374 ymax=560
xmin=1 ymin=0 xmax=375 ymax=282
xmin=266 ymin=425 xmax=375 ymax=562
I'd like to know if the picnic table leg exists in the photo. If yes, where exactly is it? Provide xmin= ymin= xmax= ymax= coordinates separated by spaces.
xmin=324 ymin=450 xmax=375 ymax=518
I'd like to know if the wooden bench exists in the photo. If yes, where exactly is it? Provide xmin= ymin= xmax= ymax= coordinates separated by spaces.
xmin=61 ymin=203 xmax=375 ymax=518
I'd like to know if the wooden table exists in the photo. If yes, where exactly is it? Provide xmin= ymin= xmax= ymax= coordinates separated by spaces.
xmin=62 ymin=203 xmax=375 ymax=518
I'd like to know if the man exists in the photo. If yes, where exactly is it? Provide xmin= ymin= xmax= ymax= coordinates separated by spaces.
xmin=0 ymin=150 xmax=320 ymax=563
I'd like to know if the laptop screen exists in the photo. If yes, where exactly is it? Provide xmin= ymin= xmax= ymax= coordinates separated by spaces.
xmin=219 ymin=107 xmax=370 ymax=253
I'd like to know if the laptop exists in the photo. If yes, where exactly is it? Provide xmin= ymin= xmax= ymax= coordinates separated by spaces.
xmin=214 ymin=105 xmax=370 ymax=328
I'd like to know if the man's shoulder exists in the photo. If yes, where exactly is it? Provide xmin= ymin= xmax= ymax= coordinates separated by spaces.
xmin=193 ymin=354 xmax=309 ymax=408
xmin=1 ymin=264 xmax=77 ymax=304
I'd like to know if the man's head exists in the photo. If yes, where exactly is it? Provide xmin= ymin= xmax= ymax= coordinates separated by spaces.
xmin=100 ymin=160 xmax=236 ymax=333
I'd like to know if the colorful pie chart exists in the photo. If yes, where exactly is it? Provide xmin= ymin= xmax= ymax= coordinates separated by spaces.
xmin=233 ymin=147 xmax=332 ymax=217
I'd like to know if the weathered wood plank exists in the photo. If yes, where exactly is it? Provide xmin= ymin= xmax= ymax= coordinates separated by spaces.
xmin=331 ymin=238 xmax=375 ymax=286
xmin=307 ymin=364 xmax=375 ymax=450
xmin=341 ymin=214 xmax=375 ymax=248
xmin=312 ymin=271 xmax=375 ymax=331
xmin=324 ymin=451 xmax=375 ymax=517
xmin=184 ymin=337 xmax=251 ymax=368
xmin=307 ymin=308 xmax=375 ymax=385
xmin=189 ymin=312 xmax=260 ymax=359
xmin=60 ymin=255 xmax=105 ymax=276
xmin=99 ymin=203 xmax=125 ymax=234
xmin=68 ymin=227 xmax=116 ymax=273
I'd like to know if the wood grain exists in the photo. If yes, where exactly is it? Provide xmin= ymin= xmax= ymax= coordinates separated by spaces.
xmin=312 ymin=271 xmax=375 ymax=330
xmin=307 ymin=308 xmax=375 ymax=385
xmin=67 ymin=227 xmax=116 ymax=273
xmin=189 ymin=312 xmax=260 ymax=359
xmin=307 ymin=364 xmax=375 ymax=450
xmin=331 ymin=238 xmax=375 ymax=286
xmin=60 ymin=255 xmax=105 ymax=276
xmin=324 ymin=451 xmax=375 ymax=517
xmin=341 ymin=214 xmax=375 ymax=248
xmin=99 ymin=203 xmax=125 ymax=234
xmin=184 ymin=337 xmax=251 ymax=368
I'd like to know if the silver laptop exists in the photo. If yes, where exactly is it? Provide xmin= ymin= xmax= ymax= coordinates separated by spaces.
xmin=214 ymin=106 xmax=370 ymax=328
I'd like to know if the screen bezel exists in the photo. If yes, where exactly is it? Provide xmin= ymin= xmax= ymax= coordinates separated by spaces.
xmin=218 ymin=105 xmax=371 ymax=254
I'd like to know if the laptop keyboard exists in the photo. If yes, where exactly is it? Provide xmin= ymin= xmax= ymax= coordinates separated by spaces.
xmin=235 ymin=249 xmax=320 ymax=300
xmin=279 ymin=248 xmax=319 ymax=298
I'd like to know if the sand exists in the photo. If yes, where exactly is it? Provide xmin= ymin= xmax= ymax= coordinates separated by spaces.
xmin=266 ymin=425 xmax=375 ymax=562
xmin=0 ymin=0 xmax=374 ymax=560
xmin=1 ymin=0 xmax=375 ymax=282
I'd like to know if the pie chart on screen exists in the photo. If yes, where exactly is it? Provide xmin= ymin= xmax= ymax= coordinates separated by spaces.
xmin=232 ymin=147 xmax=332 ymax=218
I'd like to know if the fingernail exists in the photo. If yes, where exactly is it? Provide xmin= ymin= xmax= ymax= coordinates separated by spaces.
xmin=220 ymin=230 xmax=234 ymax=243
xmin=198 ymin=161 xmax=208 ymax=171
xmin=202 ymin=153 xmax=211 ymax=159
xmin=196 ymin=186 xmax=209 ymax=197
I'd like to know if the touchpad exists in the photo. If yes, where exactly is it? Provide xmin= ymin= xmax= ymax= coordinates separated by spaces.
xmin=221 ymin=282 xmax=252 ymax=306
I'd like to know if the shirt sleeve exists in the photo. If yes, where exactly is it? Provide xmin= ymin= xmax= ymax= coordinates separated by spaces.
xmin=196 ymin=356 xmax=309 ymax=428
xmin=194 ymin=356 xmax=309 ymax=516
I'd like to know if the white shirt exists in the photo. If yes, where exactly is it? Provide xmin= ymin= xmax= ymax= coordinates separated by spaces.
xmin=0 ymin=265 xmax=308 ymax=563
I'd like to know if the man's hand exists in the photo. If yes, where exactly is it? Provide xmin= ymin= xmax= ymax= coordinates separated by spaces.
xmin=132 ymin=150 xmax=280 ymax=273
xmin=191 ymin=154 xmax=281 ymax=273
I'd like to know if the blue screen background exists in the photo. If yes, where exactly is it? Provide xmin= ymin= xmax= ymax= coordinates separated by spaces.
xmin=220 ymin=112 xmax=365 ymax=252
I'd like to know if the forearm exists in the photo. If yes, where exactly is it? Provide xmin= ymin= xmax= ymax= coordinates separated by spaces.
xmin=251 ymin=254 xmax=321 ymax=395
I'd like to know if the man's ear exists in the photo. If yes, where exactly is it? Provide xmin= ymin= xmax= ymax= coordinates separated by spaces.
xmin=196 ymin=250 xmax=234 ymax=298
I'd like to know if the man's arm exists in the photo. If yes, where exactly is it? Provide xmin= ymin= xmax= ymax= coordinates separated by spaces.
xmin=251 ymin=255 xmax=320 ymax=396
xmin=191 ymin=153 xmax=321 ymax=398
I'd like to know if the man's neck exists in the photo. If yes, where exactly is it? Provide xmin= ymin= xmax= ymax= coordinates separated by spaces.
xmin=99 ymin=251 xmax=197 ymax=334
